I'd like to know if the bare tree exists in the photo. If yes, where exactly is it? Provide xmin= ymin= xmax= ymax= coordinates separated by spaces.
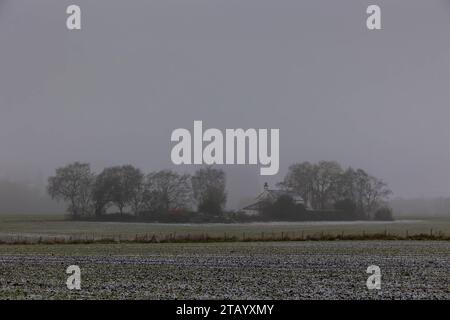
xmin=192 ymin=167 xmax=227 ymax=215
xmin=361 ymin=174 xmax=392 ymax=217
xmin=337 ymin=168 xmax=392 ymax=218
xmin=92 ymin=169 xmax=112 ymax=216
xmin=280 ymin=161 xmax=342 ymax=209
xmin=127 ymin=167 xmax=146 ymax=216
xmin=312 ymin=161 xmax=343 ymax=210
xmin=335 ymin=167 xmax=360 ymax=206
xmin=47 ymin=162 xmax=94 ymax=217
xmin=278 ymin=161 xmax=315 ymax=208
xmin=145 ymin=170 xmax=192 ymax=213
xmin=280 ymin=161 xmax=391 ymax=215
xmin=93 ymin=165 xmax=143 ymax=215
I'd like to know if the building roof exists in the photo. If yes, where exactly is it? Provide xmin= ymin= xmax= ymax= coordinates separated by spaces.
xmin=241 ymin=183 xmax=305 ymax=211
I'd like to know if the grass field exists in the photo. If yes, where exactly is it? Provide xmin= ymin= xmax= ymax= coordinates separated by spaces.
xmin=0 ymin=241 xmax=449 ymax=299
xmin=0 ymin=215 xmax=449 ymax=243
xmin=1 ymin=215 xmax=449 ymax=299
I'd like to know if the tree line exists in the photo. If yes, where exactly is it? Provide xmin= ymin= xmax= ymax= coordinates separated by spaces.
xmin=278 ymin=161 xmax=392 ymax=219
xmin=47 ymin=160 xmax=393 ymax=221
xmin=47 ymin=163 xmax=226 ymax=219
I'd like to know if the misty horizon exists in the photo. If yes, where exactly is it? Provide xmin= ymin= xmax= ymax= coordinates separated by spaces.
xmin=2 ymin=0 xmax=450 ymax=212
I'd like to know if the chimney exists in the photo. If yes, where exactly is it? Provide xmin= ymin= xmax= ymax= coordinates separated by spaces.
xmin=264 ymin=182 xmax=269 ymax=191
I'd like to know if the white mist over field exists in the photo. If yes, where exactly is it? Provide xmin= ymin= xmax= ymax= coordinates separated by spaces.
xmin=1 ymin=1 xmax=450 ymax=213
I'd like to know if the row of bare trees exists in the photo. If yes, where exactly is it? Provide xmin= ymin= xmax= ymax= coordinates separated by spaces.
xmin=48 ymin=160 xmax=392 ymax=220
xmin=279 ymin=161 xmax=392 ymax=218
xmin=47 ymin=162 xmax=227 ymax=217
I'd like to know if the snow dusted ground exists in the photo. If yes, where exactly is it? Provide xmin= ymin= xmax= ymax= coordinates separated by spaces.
xmin=0 ymin=241 xmax=449 ymax=299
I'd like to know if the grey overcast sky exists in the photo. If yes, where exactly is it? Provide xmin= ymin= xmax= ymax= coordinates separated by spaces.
xmin=1 ymin=0 xmax=450 ymax=208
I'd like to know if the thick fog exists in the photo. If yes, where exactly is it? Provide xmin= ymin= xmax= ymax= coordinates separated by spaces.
xmin=1 ymin=0 xmax=450 ymax=212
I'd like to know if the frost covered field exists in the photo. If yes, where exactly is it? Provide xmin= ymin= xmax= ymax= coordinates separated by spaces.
xmin=1 ymin=215 xmax=450 ymax=242
xmin=0 ymin=241 xmax=449 ymax=300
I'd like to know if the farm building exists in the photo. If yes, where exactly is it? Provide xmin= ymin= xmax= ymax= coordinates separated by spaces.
xmin=241 ymin=182 xmax=307 ymax=215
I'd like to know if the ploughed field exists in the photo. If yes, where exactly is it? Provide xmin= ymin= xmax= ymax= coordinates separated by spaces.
xmin=0 ymin=241 xmax=449 ymax=299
